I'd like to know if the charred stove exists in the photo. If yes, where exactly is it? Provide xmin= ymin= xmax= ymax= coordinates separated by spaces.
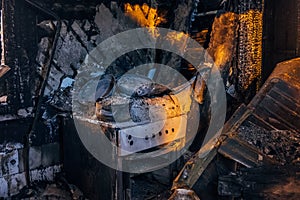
xmin=73 ymin=70 xmax=196 ymax=155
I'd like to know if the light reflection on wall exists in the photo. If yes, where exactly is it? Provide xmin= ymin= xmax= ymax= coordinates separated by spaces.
xmin=124 ymin=3 xmax=166 ymax=28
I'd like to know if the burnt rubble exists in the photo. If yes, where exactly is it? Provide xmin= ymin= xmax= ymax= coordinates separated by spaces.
xmin=237 ymin=124 xmax=300 ymax=165
xmin=12 ymin=177 xmax=86 ymax=199
xmin=171 ymin=58 xmax=300 ymax=200
xmin=218 ymin=165 xmax=300 ymax=199
xmin=0 ymin=0 xmax=299 ymax=199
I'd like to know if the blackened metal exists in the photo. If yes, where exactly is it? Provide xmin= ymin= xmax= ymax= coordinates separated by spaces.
xmin=62 ymin=118 xmax=114 ymax=200
xmin=23 ymin=0 xmax=62 ymax=186
xmin=171 ymin=58 xmax=300 ymax=197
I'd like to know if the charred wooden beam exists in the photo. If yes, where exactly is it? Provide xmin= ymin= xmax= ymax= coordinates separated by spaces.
xmin=0 ymin=0 xmax=39 ymax=113
xmin=0 ymin=3 xmax=11 ymax=78
xmin=1 ymin=0 xmax=19 ymax=107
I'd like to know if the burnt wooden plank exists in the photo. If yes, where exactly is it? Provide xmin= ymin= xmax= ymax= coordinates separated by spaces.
xmin=268 ymin=87 xmax=300 ymax=113
xmin=218 ymin=137 xmax=276 ymax=168
xmin=253 ymin=104 xmax=293 ymax=131
xmin=246 ymin=114 xmax=275 ymax=131
xmin=259 ymin=95 xmax=300 ymax=131
xmin=274 ymin=80 xmax=300 ymax=104
xmin=1 ymin=0 xmax=20 ymax=108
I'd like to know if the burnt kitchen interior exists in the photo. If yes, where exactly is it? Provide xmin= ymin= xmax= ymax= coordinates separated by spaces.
xmin=0 ymin=0 xmax=300 ymax=199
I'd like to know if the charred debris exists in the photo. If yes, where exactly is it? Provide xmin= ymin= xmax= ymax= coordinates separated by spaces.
xmin=0 ymin=0 xmax=299 ymax=199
